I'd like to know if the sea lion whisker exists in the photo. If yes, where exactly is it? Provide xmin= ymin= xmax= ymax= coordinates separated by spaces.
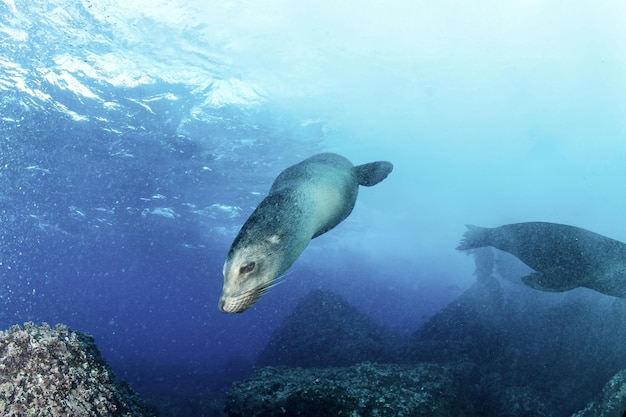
xmin=263 ymin=279 xmax=286 ymax=293
xmin=268 ymin=271 xmax=291 ymax=287
xmin=277 ymin=269 xmax=295 ymax=280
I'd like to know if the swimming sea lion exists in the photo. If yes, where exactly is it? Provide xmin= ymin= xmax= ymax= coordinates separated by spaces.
xmin=219 ymin=153 xmax=393 ymax=313
xmin=457 ymin=221 xmax=626 ymax=298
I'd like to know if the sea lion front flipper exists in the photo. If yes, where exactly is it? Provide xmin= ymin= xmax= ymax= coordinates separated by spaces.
xmin=353 ymin=161 xmax=393 ymax=187
xmin=521 ymin=269 xmax=582 ymax=292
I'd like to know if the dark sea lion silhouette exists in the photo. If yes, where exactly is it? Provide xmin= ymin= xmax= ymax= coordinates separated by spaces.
xmin=457 ymin=221 xmax=626 ymax=298
xmin=219 ymin=153 xmax=393 ymax=313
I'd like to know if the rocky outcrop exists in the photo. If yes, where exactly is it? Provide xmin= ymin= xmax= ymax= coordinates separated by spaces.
xmin=571 ymin=369 xmax=626 ymax=417
xmin=0 ymin=322 xmax=155 ymax=417
xmin=411 ymin=249 xmax=626 ymax=416
xmin=225 ymin=362 xmax=462 ymax=417
xmin=242 ymin=247 xmax=626 ymax=417
xmin=256 ymin=289 xmax=405 ymax=368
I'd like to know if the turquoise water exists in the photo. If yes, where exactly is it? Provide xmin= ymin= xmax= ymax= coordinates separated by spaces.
xmin=1 ymin=0 xmax=626 ymax=408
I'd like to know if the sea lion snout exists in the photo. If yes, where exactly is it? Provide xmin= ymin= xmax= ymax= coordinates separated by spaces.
xmin=218 ymin=295 xmax=249 ymax=314
xmin=217 ymin=298 xmax=229 ymax=313
xmin=218 ymin=279 xmax=267 ymax=313
xmin=218 ymin=274 xmax=262 ymax=313
xmin=220 ymin=248 xmax=281 ymax=313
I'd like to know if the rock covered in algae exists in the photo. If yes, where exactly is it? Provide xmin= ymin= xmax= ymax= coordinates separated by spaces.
xmin=571 ymin=368 xmax=626 ymax=417
xmin=225 ymin=362 xmax=461 ymax=417
xmin=0 ymin=322 xmax=155 ymax=417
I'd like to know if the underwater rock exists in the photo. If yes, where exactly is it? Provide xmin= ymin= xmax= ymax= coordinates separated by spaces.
xmin=494 ymin=385 xmax=554 ymax=417
xmin=0 ymin=322 xmax=155 ymax=417
xmin=246 ymin=252 xmax=626 ymax=417
xmin=571 ymin=368 xmax=626 ymax=417
xmin=477 ymin=373 xmax=555 ymax=417
xmin=225 ymin=362 xmax=461 ymax=417
xmin=410 ymin=271 xmax=506 ymax=364
xmin=256 ymin=289 xmax=404 ymax=368
xmin=412 ymin=248 xmax=626 ymax=416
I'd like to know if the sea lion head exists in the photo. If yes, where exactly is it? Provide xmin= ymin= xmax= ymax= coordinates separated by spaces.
xmin=219 ymin=234 xmax=284 ymax=313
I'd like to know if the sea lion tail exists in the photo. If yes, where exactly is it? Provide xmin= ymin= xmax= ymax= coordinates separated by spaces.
xmin=353 ymin=161 xmax=393 ymax=187
xmin=456 ymin=224 xmax=489 ymax=251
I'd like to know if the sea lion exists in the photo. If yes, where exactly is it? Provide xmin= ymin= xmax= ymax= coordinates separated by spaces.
xmin=457 ymin=221 xmax=626 ymax=298
xmin=219 ymin=153 xmax=393 ymax=313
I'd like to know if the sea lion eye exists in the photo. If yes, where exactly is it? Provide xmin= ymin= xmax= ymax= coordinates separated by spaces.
xmin=239 ymin=262 xmax=255 ymax=274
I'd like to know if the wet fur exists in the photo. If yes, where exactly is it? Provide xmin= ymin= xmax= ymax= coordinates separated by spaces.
xmin=457 ymin=221 xmax=626 ymax=298
xmin=219 ymin=153 xmax=393 ymax=313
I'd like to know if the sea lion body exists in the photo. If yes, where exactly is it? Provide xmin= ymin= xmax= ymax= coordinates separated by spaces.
xmin=219 ymin=153 xmax=393 ymax=313
xmin=457 ymin=221 xmax=626 ymax=297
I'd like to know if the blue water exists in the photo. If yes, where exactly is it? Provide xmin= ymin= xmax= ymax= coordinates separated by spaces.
xmin=2 ymin=0 xmax=626 ymax=402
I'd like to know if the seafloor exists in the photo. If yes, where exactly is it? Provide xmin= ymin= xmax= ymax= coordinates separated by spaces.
xmin=2 ymin=252 xmax=626 ymax=416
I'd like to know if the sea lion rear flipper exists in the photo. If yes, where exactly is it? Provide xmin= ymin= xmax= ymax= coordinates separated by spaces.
xmin=521 ymin=270 xmax=581 ymax=292
xmin=353 ymin=161 xmax=393 ymax=187
xmin=456 ymin=225 xmax=490 ymax=251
